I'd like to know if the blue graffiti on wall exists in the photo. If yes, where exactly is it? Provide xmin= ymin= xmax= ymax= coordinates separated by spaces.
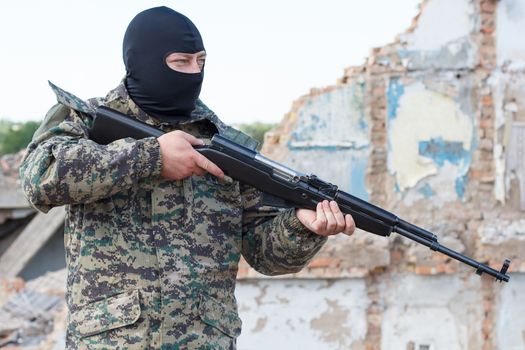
xmin=455 ymin=174 xmax=468 ymax=199
xmin=418 ymin=183 xmax=435 ymax=198
xmin=290 ymin=83 xmax=368 ymax=145
xmin=418 ymin=138 xmax=469 ymax=166
xmin=290 ymin=113 xmax=325 ymax=142
xmin=348 ymin=156 xmax=369 ymax=201
xmin=418 ymin=137 xmax=471 ymax=198
xmin=285 ymin=83 xmax=372 ymax=200
xmin=387 ymin=77 xmax=405 ymax=120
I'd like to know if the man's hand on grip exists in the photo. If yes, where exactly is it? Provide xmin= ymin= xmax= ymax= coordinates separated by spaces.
xmin=157 ymin=130 xmax=224 ymax=180
xmin=296 ymin=200 xmax=356 ymax=237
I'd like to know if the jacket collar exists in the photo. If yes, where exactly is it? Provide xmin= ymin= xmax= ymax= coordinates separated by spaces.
xmin=104 ymin=80 xmax=227 ymax=132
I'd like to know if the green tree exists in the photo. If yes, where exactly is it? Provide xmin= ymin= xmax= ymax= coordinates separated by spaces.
xmin=0 ymin=120 xmax=40 ymax=155
xmin=237 ymin=122 xmax=276 ymax=150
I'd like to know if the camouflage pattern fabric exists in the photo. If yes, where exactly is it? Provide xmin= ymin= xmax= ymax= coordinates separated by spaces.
xmin=20 ymin=82 xmax=327 ymax=349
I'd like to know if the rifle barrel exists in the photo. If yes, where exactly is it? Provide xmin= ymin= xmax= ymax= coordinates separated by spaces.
xmin=396 ymin=227 xmax=510 ymax=282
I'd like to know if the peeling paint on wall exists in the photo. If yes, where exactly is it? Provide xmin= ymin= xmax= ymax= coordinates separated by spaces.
xmin=418 ymin=138 xmax=469 ymax=166
xmin=489 ymin=71 xmax=507 ymax=204
xmin=281 ymin=148 xmax=371 ymax=201
xmin=387 ymin=77 xmax=405 ymax=121
xmin=310 ymin=299 xmax=353 ymax=346
xmin=280 ymin=82 xmax=371 ymax=200
xmin=380 ymin=274 xmax=483 ymax=350
xmin=398 ymin=0 xmax=477 ymax=69
xmin=387 ymin=80 xmax=474 ymax=202
xmin=406 ymin=0 xmax=474 ymax=51
xmin=289 ymin=83 xmax=368 ymax=149
xmin=497 ymin=0 xmax=525 ymax=70
xmin=497 ymin=274 xmax=525 ymax=350
xmin=506 ymin=123 xmax=525 ymax=209
xmin=489 ymin=62 xmax=525 ymax=208
xmin=236 ymin=279 xmax=368 ymax=350
xmin=349 ymin=156 xmax=369 ymax=201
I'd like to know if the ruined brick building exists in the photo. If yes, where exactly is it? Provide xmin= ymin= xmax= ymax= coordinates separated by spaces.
xmin=235 ymin=0 xmax=525 ymax=349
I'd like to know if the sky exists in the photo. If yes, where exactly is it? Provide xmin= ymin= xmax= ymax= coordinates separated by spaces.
xmin=0 ymin=0 xmax=420 ymax=125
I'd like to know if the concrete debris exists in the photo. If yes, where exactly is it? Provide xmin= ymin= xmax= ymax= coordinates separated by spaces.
xmin=0 ymin=149 xmax=33 ymax=241
xmin=0 ymin=270 xmax=66 ymax=349
xmin=0 ymin=150 xmax=26 ymax=200
xmin=0 ymin=209 xmax=34 ymax=227
xmin=0 ymin=150 xmax=25 ymax=177
xmin=0 ymin=207 xmax=66 ymax=278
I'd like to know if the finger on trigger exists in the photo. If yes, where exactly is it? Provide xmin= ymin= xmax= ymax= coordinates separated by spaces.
xmin=195 ymin=153 xmax=224 ymax=178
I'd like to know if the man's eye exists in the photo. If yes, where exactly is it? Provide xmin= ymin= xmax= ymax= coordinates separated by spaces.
xmin=172 ymin=59 xmax=188 ymax=65
xmin=198 ymin=59 xmax=206 ymax=66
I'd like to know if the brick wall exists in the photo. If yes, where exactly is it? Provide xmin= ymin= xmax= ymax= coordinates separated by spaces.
xmin=237 ymin=1 xmax=525 ymax=349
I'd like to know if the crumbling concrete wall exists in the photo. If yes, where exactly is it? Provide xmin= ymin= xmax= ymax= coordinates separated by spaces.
xmin=380 ymin=274 xmax=484 ymax=350
xmin=237 ymin=279 xmax=368 ymax=350
xmin=491 ymin=0 xmax=525 ymax=210
xmin=277 ymin=82 xmax=370 ymax=201
xmin=237 ymin=0 xmax=525 ymax=349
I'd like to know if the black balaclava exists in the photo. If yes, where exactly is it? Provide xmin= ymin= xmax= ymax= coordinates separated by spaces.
xmin=123 ymin=7 xmax=205 ymax=121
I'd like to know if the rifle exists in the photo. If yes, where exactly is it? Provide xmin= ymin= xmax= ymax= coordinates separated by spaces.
xmin=90 ymin=106 xmax=511 ymax=283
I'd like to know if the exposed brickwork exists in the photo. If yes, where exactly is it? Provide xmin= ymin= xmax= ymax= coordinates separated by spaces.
xmin=365 ymin=74 xmax=388 ymax=207
xmin=474 ymin=0 xmax=497 ymax=195
xmin=364 ymin=270 xmax=385 ymax=350
xmin=254 ymin=0 xmax=522 ymax=278
xmin=248 ymin=0 xmax=525 ymax=347
xmin=481 ymin=275 xmax=497 ymax=350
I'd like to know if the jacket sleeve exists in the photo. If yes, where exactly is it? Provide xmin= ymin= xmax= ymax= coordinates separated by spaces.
xmin=20 ymin=103 xmax=162 ymax=213
xmin=240 ymin=183 xmax=327 ymax=275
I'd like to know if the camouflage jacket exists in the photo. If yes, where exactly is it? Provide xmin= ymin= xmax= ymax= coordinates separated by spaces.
xmin=20 ymin=82 xmax=327 ymax=350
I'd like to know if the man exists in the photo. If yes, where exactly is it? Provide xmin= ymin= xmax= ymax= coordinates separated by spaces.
xmin=20 ymin=7 xmax=355 ymax=349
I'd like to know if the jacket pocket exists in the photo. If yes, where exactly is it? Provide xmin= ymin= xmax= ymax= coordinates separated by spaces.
xmin=198 ymin=293 xmax=242 ymax=338
xmin=71 ymin=289 xmax=141 ymax=338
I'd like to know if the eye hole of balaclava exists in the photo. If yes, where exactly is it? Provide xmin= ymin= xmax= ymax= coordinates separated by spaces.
xmin=165 ymin=52 xmax=206 ymax=74
xmin=123 ymin=6 xmax=205 ymax=121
